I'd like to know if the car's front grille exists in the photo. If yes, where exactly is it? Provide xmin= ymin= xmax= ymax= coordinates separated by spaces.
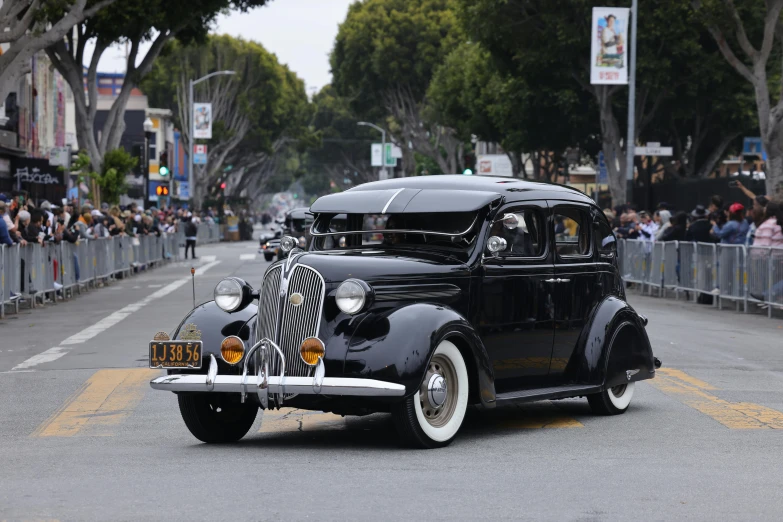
xmin=257 ymin=263 xmax=325 ymax=378
xmin=258 ymin=265 xmax=281 ymax=342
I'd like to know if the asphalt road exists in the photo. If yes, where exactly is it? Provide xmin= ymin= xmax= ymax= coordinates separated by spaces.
xmin=2 ymin=240 xmax=783 ymax=521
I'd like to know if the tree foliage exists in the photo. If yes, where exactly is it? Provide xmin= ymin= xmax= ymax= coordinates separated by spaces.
xmin=331 ymin=0 xmax=466 ymax=173
xmin=45 ymin=0 xmax=270 ymax=176
xmin=143 ymin=34 xmax=311 ymax=205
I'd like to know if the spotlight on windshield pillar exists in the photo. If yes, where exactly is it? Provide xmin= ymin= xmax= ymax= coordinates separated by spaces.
xmin=462 ymin=168 xmax=473 ymax=176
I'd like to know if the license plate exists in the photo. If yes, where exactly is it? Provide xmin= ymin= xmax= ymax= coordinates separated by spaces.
xmin=149 ymin=341 xmax=202 ymax=369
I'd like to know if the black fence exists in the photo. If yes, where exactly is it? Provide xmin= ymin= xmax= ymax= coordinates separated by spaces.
xmin=631 ymin=177 xmax=768 ymax=212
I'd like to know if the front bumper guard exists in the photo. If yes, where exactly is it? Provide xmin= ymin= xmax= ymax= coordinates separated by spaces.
xmin=149 ymin=338 xmax=406 ymax=405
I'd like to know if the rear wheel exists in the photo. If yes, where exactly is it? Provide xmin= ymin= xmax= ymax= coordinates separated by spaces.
xmin=178 ymin=394 xmax=258 ymax=443
xmin=392 ymin=340 xmax=469 ymax=449
xmin=587 ymin=382 xmax=636 ymax=415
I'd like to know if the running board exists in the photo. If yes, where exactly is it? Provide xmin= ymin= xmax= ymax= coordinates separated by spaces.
xmin=495 ymin=384 xmax=601 ymax=404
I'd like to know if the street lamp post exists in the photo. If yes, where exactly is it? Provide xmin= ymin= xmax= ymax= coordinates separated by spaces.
xmin=143 ymin=116 xmax=154 ymax=209
xmin=357 ymin=121 xmax=388 ymax=180
xmin=188 ymin=70 xmax=236 ymax=210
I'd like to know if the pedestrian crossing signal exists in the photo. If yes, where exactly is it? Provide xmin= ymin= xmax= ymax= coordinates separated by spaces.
xmin=156 ymin=185 xmax=169 ymax=196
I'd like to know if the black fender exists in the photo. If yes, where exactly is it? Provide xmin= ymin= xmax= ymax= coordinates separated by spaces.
xmin=566 ymin=295 xmax=655 ymax=388
xmin=170 ymin=301 xmax=258 ymax=374
xmin=342 ymin=303 xmax=495 ymax=407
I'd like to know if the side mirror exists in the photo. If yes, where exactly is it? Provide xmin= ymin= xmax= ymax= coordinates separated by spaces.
xmin=502 ymin=213 xmax=519 ymax=230
xmin=487 ymin=236 xmax=507 ymax=257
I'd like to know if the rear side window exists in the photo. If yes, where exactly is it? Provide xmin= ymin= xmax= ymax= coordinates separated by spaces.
xmin=487 ymin=208 xmax=546 ymax=258
xmin=554 ymin=207 xmax=591 ymax=257
xmin=596 ymin=217 xmax=617 ymax=255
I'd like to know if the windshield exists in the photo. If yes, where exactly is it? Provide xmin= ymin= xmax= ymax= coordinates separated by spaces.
xmin=311 ymin=211 xmax=480 ymax=256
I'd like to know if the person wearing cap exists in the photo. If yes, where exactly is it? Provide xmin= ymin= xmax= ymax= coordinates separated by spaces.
xmin=711 ymin=203 xmax=749 ymax=244
xmin=686 ymin=205 xmax=715 ymax=243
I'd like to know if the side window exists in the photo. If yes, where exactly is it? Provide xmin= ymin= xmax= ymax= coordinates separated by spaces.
xmin=487 ymin=208 xmax=545 ymax=258
xmin=596 ymin=216 xmax=617 ymax=256
xmin=554 ymin=207 xmax=590 ymax=257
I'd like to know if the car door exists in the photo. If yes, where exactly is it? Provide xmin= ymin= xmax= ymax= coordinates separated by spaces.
xmin=478 ymin=201 xmax=556 ymax=393
xmin=549 ymin=203 xmax=602 ymax=381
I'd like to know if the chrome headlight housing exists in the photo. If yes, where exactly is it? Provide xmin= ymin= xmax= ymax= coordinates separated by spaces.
xmin=335 ymin=279 xmax=372 ymax=315
xmin=280 ymin=235 xmax=298 ymax=253
xmin=214 ymin=277 xmax=254 ymax=313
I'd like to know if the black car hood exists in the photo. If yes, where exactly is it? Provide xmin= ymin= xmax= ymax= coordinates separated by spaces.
xmin=295 ymin=250 xmax=470 ymax=283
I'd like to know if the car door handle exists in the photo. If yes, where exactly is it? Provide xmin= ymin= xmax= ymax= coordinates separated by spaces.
xmin=544 ymin=278 xmax=570 ymax=283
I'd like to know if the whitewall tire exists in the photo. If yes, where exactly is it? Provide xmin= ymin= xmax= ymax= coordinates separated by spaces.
xmin=392 ymin=340 xmax=469 ymax=448
xmin=588 ymin=382 xmax=636 ymax=415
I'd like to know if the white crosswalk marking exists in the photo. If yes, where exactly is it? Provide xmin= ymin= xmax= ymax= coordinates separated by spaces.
xmin=240 ymin=254 xmax=257 ymax=261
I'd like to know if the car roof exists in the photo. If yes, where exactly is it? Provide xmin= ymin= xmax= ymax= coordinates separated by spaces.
xmin=347 ymin=175 xmax=596 ymax=205
xmin=287 ymin=208 xmax=312 ymax=219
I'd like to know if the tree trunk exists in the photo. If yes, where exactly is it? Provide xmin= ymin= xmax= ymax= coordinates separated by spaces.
xmin=596 ymin=86 xmax=627 ymax=206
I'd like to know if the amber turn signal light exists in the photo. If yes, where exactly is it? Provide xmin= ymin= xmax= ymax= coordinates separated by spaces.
xmin=220 ymin=336 xmax=245 ymax=365
xmin=300 ymin=337 xmax=325 ymax=366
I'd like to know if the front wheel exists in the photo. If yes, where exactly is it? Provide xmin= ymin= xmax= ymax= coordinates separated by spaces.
xmin=392 ymin=340 xmax=469 ymax=449
xmin=587 ymin=382 xmax=636 ymax=415
xmin=178 ymin=394 xmax=258 ymax=443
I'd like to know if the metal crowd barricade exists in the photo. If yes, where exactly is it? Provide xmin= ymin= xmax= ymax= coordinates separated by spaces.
xmin=662 ymin=241 xmax=679 ymax=293
xmin=621 ymin=239 xmax=652 ymax=288
xmin=770 ymin=248 xmax=783 ymax=314
xmin=60 ymin=241 xmax=79 ymax=296
xmin=1 ymin=244 xmax=21 ymax=316
xmin=695 ymin=242 xmax=718 ymax=301
xmin=77 ymin=239 xmax=94 ymax=286
xmin=647 ymin=242 xmax=666 ymax=295
xmin=717 ymin=244 xmax=746 ymax=311
xmin=19 ymin=244 xmax=49 ymax=306
xmin=676 ymin=241 xmax=697 ymax=297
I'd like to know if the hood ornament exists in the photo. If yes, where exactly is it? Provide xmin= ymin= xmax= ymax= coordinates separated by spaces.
xmin=180 ymin=323 xmax=202 ymax=341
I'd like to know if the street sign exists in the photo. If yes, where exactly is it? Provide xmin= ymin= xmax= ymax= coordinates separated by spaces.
xmin=383 ymin=143 xmax=397 ymax=167
xmin=391 ymin=145 xmax=403 ymax=158
xmin=371 ymin=144 xmax=383 ymax=167
xmin=635 ymin=146 xmax=673 ymax=156
xmin=193 ymin=144 xmax=207 ymax=165
xmin=179 ymin=181 xmax=190 ymax=199
xmin=49 ymin=147 xmax=71 ymax=167
xmin=597 ymin=151 xmax=608 ymax=184
xmin=742 ymin=137 xmax=767 ymax=161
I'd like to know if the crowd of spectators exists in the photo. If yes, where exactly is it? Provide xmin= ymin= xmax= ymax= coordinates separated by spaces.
xmin=606 ymin=181 xmax=783 ymax=249
xmin=0 ymin=191 xmax=226 ymax=298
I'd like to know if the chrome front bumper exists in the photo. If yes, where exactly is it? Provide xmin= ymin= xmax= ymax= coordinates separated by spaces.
xmin=149 ymin=338 xmax=405 ymax=405
xmin=150 ymin=374 xmax=406 ymax=396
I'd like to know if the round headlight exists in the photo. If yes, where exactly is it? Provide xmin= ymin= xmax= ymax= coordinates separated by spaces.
xmin=336 ymin=279 xmax=367 ymax=315
xmin=300 ymin=337 xmax=325 ymax=366
xmin=280 ymin=235 xmax=297 ymax=253
xmin=220 ymin=336 xmax=245 ymax=365
xmin=214 ymin=278 xmax=243 ymax=312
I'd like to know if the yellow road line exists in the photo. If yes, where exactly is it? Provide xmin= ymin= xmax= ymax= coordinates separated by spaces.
xmin=32 ymin=369 xmax=158 ymax=437
xmin=650 ymin=368 xmax=783 ymax=429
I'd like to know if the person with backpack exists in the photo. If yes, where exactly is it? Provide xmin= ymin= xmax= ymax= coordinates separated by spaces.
xmin=183 ymin=213 xmax=198 ymax=259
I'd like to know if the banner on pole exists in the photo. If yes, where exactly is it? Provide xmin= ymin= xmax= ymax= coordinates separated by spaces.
xmin=193 ymin=103 xmax=212 ymax=139
xmin=193 ymin=144 xmax=208 ymax=165
xmin=590 ymin=7 xmax=630 ymax=85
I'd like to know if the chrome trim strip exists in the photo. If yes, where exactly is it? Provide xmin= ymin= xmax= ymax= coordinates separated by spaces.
xmin=310 ymin=213 xmax=479 ymax=238
xmin=205 ymin=355 xmax=218 ymax=391
xmin=150 ymin=374 xmax=406 ymax=397
xmin=382 ymin=188 xmax=405 ymax=214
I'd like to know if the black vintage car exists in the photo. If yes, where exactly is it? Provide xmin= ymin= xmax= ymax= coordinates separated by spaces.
xmin=149 ymin=175 xmax=659 ymax=448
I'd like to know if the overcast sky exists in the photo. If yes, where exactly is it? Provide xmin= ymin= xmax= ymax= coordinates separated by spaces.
xmin=86 ymin=0 xmax=355 ymax=95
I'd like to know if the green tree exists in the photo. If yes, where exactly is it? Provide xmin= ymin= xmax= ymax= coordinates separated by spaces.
xmin=143 ymin=34 xmax=308 ymax=206
xmin=44 ymin=0 xmax=270 ymax=174
xmin=66 ymin=148 xmax=136 ymax=206
xmin=331 ymin=0 xmax=466 ymax=173
xmin=690 ymin=0 xmax=783 ymax=196
xmin=457 ymin=0 xmax=754 ymax=204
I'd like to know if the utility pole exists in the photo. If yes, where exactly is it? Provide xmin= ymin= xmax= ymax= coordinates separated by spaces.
xmin=357 ymin=121 xmax=387 ymax=180
xmin=624 ymin=0 xmax=639 ymax=202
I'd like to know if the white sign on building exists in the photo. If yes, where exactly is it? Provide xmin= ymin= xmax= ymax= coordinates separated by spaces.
xmin=477 ymin=154 xmax=513 ymax=177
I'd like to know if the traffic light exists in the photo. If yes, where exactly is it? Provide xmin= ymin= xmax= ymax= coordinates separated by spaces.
xmin=156 ymin=185 xmax=169 ymax=196
xmin=159 ymin=149 xmax=169 ymax=176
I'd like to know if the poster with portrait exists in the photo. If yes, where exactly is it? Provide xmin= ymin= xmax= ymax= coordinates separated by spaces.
xmin=193 ymin=103 xmax=212 ymax=139
xmin=590 ymin=7 xmax=630 ymax=85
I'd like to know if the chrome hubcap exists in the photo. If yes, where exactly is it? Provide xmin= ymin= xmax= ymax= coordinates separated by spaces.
xmin=427 ymin=374 xmax=447 ymax=408
xmin=611 ymin=384 xmax=627 ymax=398
xmin=419 ymin=354 xmax=458 ymax=428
